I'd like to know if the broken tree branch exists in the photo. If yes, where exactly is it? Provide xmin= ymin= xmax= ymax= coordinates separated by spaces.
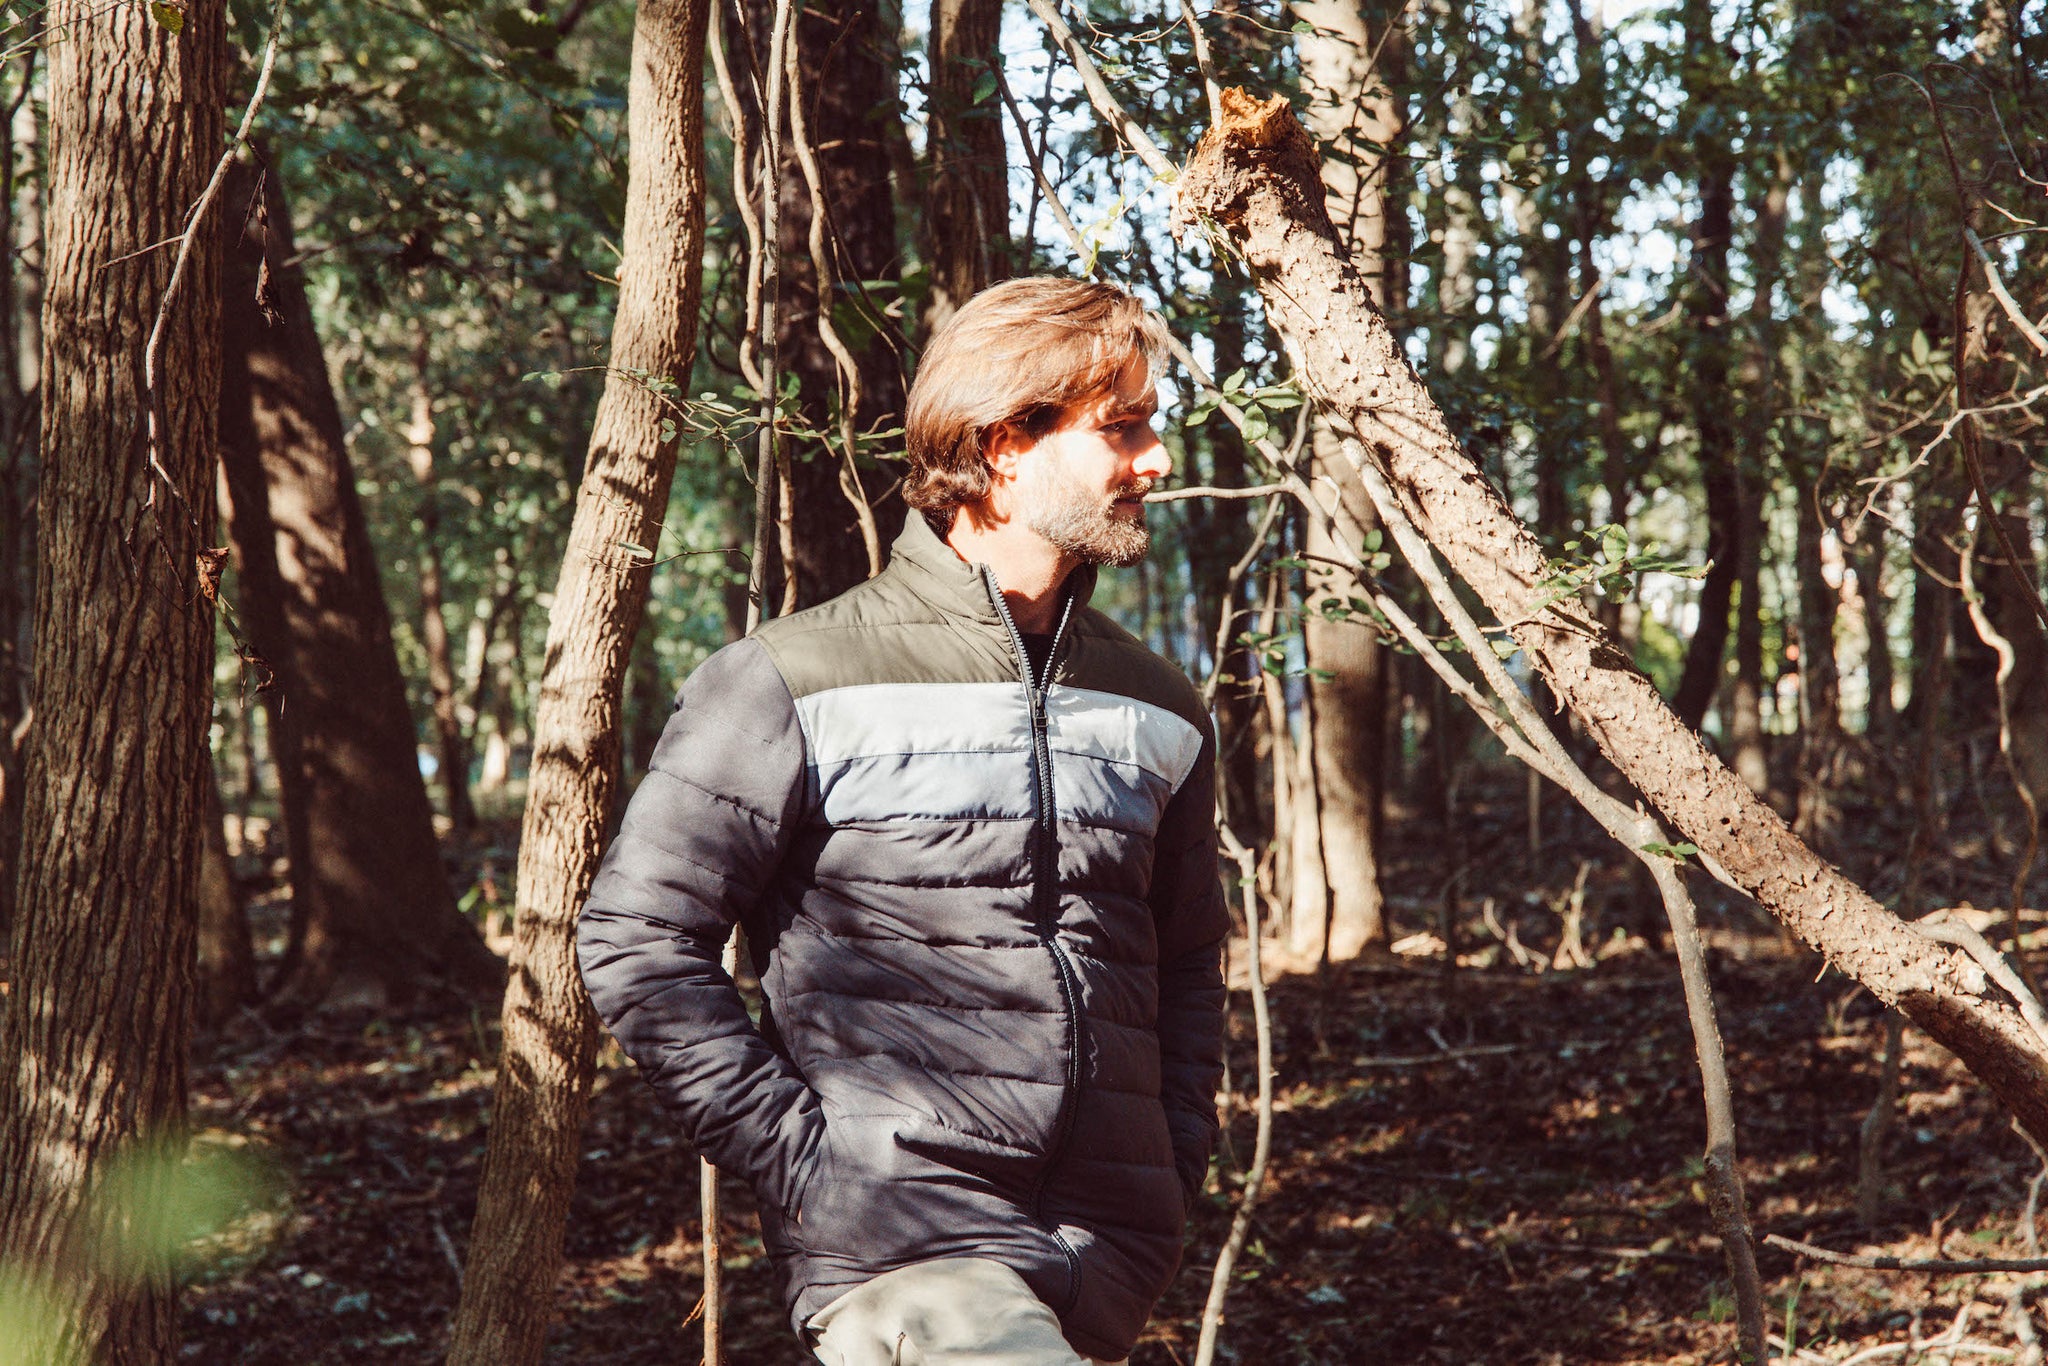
xmin=1173 ymin=86 xmax=2048 ymax=1148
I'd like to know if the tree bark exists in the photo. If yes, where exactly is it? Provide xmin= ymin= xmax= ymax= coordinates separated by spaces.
xmin=1289 ymin=0 xmax=1399 ymax=958
xmin=0 ymin=1 xmax=224 ymax=1357
xmin=443 ymin=0 xmax=709 ymax=1358
xmin=216 ymin=157 xmax=500 ymax=1009
xmin=922 ymin=0 xmax=1008 ymax=333
xmin=1177 ymin=88 xmax=2048 ymax=1146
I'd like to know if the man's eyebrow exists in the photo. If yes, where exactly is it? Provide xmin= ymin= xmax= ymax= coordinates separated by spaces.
xmin=1101 ymin=394 xmax=1159 ymax=420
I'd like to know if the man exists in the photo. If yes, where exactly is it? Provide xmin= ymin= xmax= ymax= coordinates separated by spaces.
xmin=578 ymin=277 xmax=1228 ymax=1365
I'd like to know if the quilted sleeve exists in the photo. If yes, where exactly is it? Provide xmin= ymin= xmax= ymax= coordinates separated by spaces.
xmin=577 ymin=636 xmax=822 ymax=1211
xmin=1148 ymin=729 xmax=1230 ymax=1210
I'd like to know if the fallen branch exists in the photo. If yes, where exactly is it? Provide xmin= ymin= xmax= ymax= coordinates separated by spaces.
xmin=1765 ymin=1234 xmax=2048 ymax=1273
xmin=1171 ymin=85 xmax=2048 ymax=1148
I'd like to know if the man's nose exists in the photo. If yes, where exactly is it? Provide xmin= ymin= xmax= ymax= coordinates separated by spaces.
xmin=1130 ymin=435 xmax=1171 ymax=481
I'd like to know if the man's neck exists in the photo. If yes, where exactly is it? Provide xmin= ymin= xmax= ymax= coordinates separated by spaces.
xmin=943 ymin=513 xmax=1076 ymax=634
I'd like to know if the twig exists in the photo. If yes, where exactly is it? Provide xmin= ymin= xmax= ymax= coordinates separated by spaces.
xmin=433 ymin=1211 xmax=464 ymax=1290
xmin=1174 ymin=0 xmax=1224 ymax=128
xmin=1917 ymin=911 xmax=2048 ymax=1047
xmin=1194 ymin=831 xmax=1273 ymax=1366
xmin=1353 ymin=1043 xmax=1523 ymax=1066
xmin=1020 ymin=0 xmax=1175 ymax=178
xmin=1145 ymin=482 xmax=1292 ymax=502
xmin=1765 ymin=1234 xmax=2048 ymax=1273
xmin=1965 ymin=226 xmax=2048 ymax=356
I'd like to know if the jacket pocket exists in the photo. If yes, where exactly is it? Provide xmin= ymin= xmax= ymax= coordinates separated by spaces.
xmin=787 ymin=1112 xmax=1035 ymax=1264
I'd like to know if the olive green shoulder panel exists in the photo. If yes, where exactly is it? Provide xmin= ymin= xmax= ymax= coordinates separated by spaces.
xmin=751 ymin=565 xmax=1020 ymax=699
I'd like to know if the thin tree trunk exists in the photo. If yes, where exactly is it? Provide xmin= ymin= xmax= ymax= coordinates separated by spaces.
xmin=1792 ymin=474 xmax=1844 ymax=846
xmin=196 ymin=757 xmax=255 ymax=1029
xmin=407 ymin=343 xmax=478 ymax=840
xmin=444 ymin=0 xmax=709 ymax=1357
xmin=1851 ymin=520 xmax=1896 ymax=737
xmin=1728 ymin=474 xmax=1769 ymax=794
xmin=1669 ymin=179 xmax=1737 ymax=728
xmin=216 ymin=157 xmax=500 ymax=1009
xmin=1178 ymin=89 xmax=2048 ymax=1145
xmin=1290 ymin=0 xmax=1397 ymax=958
xmin=922 ymin=0 xmax=1007 ymax=332
xmin=0 ymin=1 xmax=224 ymax=1358
xmin=0 ymin=45 xmax=37 ymax=941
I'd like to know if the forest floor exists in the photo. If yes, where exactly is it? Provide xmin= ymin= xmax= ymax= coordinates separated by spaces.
xmin=166 ymin=769 xmax=2048 ymax=1365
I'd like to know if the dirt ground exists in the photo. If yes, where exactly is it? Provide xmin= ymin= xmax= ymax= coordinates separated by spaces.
xmin=163 ymin=776 xmax=2048 ymax=1365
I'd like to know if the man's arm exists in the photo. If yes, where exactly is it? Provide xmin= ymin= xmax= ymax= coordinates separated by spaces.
xmin=1148 ymin=735 xmax=1230 ymax=1211
xmin=577 ymin=637 xmax=822 ymax=1212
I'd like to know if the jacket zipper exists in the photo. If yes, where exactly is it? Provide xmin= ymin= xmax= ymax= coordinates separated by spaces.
xmin=982 ymin=567 xmax=1085 ymax=1312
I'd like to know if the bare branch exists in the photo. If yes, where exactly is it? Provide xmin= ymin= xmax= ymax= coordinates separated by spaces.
xmin=1766 ymin=1234 xmax=2048 ymax=1274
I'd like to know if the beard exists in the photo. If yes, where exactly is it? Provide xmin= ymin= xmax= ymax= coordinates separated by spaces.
xmin=1022 ymin=460 xmax=1152 ymax=568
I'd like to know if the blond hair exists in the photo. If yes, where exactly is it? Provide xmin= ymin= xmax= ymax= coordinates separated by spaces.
xmin=903 ymin=278 xmax=1167 ymax=523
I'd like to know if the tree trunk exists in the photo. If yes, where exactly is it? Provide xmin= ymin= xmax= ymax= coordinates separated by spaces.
xmin=922 ymin=0 xmax=1007 ymax=333
xmin=1792 ymin=473 xmax=1844 ymax=846
xmin=1850 ymin=520 xmax=1896 ymax=737
xmin=196 ymin=756 xmax=256 ymax=1029
xmin=1668 ymin=177 xmax=1737 ymax=728
xmin=0 ymin=2 xmax=224 ymax=1357
xmin=216 ymin=157 xmax=500 ymax=1009
xmin=1727 ymin=474 xmax=1769 ymax=793
xmin=0 ymin=57 xmax=37 ymax=941
xmin=1178 ymin=89 xmax=2048 ymax=1146
xmin=1289 ymin=0 xmax=1399 ymax=958
xmin=405 ymin=342 xmax=478 ymax=840
xmin=762 ymin=0 xmax=904 ymax=608
xmin=443 ymin=0 xmax=708 ymax=1358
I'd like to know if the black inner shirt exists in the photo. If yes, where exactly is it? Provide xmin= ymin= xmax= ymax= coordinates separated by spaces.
xmin=1020 ymin=632 xmax=1055 ymax=689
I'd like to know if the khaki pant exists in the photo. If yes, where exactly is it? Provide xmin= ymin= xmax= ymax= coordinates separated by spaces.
xmin=806 ymin=1257 xmax=1124 ymax=1366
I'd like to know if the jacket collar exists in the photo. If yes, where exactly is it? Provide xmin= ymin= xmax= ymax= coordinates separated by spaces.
xmin=890 ymin=510 xmax=1098 ymax=625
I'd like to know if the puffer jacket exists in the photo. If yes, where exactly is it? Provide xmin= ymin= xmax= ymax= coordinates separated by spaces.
xmin=577 ymin=511 xmax=1228 ymax=1360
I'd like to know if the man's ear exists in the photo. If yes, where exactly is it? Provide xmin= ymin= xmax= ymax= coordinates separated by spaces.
xmin=982 ymin=420 xmax=1033 ymax=484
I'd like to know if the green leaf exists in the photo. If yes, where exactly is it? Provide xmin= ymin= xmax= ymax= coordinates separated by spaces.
xmin=1221 ymin=367 xmax=1249 ymax=396
xmin=1638 ymin=841 xmax=1699 ymax=862
xmin=1363 ymin=529 xmax=1383 ymax=553
xmin=149 ymin=0 xmax=184 ymax=32
xmin=1291 ymin=17 xmax=1315 ymax=31
xmin=970 ymin=72 xmax=998 ymax=107
xmin=1911 ymin=329 xmax=1930 ymax=366
xmin=1601 ymin=525 xmax=1629 ymax=565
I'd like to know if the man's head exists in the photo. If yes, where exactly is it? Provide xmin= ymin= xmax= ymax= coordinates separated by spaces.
xmin=904 ymin=278 xmax=1171 ymax=568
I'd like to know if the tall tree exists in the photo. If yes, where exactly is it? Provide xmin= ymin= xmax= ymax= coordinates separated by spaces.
xmin=1667 ymin=0 xmax=1739 ymax=733
xmin=922 ymin=0 xmax=1009 ymax=332
xmin=1288 ymin=0 xmax=1400 ymax=958
xmin=216 ymin=157 xmax=502 ymax=1010
xmin=445 ymin=0 xmax=709 ymax=1356
xmin=0 ymin=0 xmax=225 ymax=1357
xmin=767 ymin=0 xmax=906 ymax=607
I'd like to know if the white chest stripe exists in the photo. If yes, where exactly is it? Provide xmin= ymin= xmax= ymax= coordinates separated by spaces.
xmin=1043 ymin=687 xmax=1203 ymax=795
xmin=794 ymin=682 xmax=1204 ymax=827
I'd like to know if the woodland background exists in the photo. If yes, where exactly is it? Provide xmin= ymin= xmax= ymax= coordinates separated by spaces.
xmin=0 ymin=0 xmax=2044 ymax=1360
